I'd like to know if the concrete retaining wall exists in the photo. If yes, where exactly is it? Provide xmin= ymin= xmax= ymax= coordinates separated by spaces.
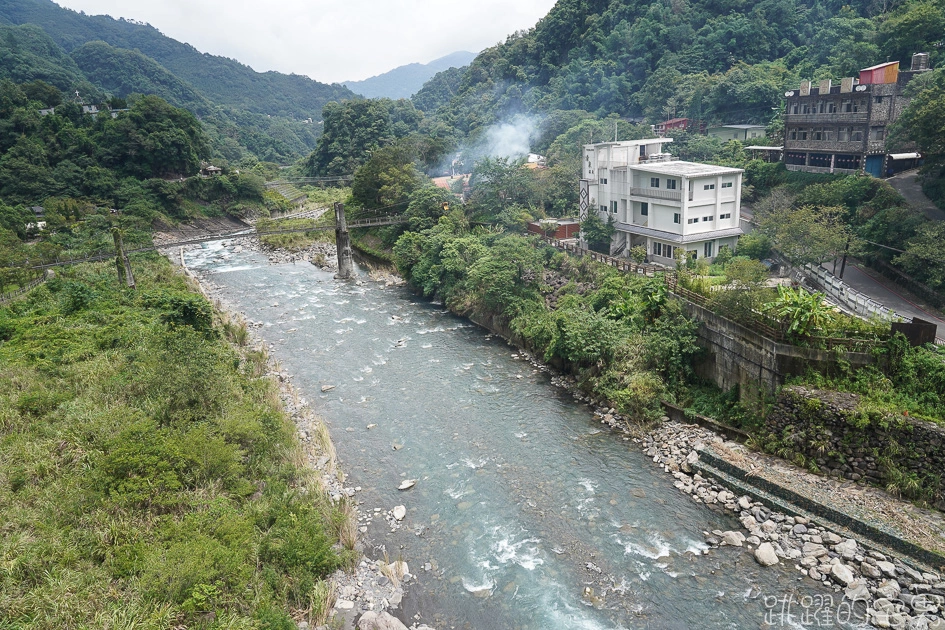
xmin=676 ymin=297 xmax=875 ymax=398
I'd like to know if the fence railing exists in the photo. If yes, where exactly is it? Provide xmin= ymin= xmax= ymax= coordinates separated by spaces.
xmin=0 ymin=271 xmax=49 ymax=305
xmin=537 ymin=235 xmax=661 ymax=277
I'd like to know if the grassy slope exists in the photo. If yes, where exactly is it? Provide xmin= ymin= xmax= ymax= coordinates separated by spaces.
xmin=0 ymin=254 xmax=351 ymax=629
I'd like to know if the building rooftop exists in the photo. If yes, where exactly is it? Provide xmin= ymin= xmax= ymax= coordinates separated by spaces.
xmin=616 ymin=223 xmax=744 ymax=243
xmin=629 ymin=160 xmax=743 ymax=177
xmin=711 ymin=124 xmax=766 ymax=129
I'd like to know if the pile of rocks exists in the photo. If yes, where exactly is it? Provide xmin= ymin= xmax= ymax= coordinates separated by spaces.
xmin=642 ymin=420 xmax=945 ymax=630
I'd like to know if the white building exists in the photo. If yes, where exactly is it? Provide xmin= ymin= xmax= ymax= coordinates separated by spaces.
xmin=580 ymin=138 xmax=744 ymax=265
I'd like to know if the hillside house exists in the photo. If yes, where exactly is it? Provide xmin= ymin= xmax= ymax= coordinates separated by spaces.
xmin=783 ymin=53 xmax=930 ymax=177
xmin=581 ymin=139 xmax=743 ymax=265
xmin=654 ymin=118 xmax=690 ymax=137
xmin=706 ymin=124 xmax=767 ymax=142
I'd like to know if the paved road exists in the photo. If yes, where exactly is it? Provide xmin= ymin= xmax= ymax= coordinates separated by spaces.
xmin=886 ymin=171 xmax=945 ymax=221
xmin=823 ymin=258 xmax=945 ymax=341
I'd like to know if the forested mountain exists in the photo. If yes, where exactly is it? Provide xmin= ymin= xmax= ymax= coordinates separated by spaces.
xmin=0 ymin=0 xmax=354 ymax=120
xmin=0 ymin=23 xmax=98 ymax=98
xmin=344 ymin=51 xmax=476 ymax=99
xmin=417 ymin=0 xmax=945 ymax=134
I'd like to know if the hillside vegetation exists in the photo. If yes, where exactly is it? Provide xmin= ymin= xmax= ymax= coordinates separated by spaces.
xmin=0 ymin=255 xmax=352 ymax=628
xmin=0 ymin=0 xmax=357 ymax=163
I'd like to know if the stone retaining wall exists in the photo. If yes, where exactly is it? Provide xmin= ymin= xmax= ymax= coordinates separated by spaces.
xmin=766 ymin=386 xmax=945 ymax=509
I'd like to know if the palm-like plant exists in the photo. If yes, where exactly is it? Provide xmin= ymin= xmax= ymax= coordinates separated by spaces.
xmin=765 ymin=285 xmax=835 ymax=338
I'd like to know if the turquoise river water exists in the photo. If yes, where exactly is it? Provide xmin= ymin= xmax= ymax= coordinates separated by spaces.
xmin=185 ymin=243 xmax=861 ymax=630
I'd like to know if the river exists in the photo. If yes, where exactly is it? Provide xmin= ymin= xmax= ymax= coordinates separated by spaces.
xmin=185 ymin=243 xmax=856 ymax=630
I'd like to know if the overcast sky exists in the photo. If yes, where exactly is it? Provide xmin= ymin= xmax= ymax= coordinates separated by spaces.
xmin=54 ymin=0 xmax=558 ymax=84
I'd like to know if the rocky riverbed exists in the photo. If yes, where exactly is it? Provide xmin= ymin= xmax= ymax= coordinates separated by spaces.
xmin=553 ymin=370 xmax=945 ymax=630
xmin=168 ymin=231 xmax=944 ymax=629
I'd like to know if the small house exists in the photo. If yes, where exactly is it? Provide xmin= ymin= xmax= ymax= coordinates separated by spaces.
xmin=527 ymin=218 xmax=581 ymax=240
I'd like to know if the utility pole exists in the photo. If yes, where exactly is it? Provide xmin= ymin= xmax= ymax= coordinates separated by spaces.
xmin=334 ymin=202 xmax=355 ymax=280
xmin=112 ymin=228 xmax=135 ymax=289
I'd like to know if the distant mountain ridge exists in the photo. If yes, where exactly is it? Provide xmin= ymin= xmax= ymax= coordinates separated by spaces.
xmin=344 ymin=51 xmax=476 ymax=99
xmin=0 ymin=0 xmax=355 ymax=120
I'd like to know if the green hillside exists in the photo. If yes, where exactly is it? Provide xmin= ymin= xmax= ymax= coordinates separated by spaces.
xmin=0 ymin=0 xmax=355 ymax=120
xmin=70 ymin=40 xmax=213 ymax=116
xmin=419 ymin=0 xmax=945 ymax=133
xmin=0 ymin=23 xmax=98 ymax=98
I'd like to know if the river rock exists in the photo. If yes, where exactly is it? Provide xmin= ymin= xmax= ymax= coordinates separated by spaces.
xmin=834 ymin=538 xmax=858 ymax=559
xmin=738 ymin=496 xmax=752 ymax=510
xmin=392 ymin=505 xmax=406 ymax=521
xmin=845 ymin=580 xmax=870 ymax=602
xmin=398 ymin=479 xmax=417 ymax=490
xmin=357 ymin=611 xmax=409 ymax=630
xmin=831 ymin=563 xmax=856 ymax=586
xmin=802 ymin=542 xmax=829 ymax=558
xmin=877 ymin=561 xmax=898 ymax=577
xmin=862 ymin=561 xmax=883 ymax=579
xmin=720 ymin=531 xmax=745 ymax=547
xmin=755 ymin=543 xmax=779 ymax=566
xmin=792 ymin=523 xmax=808 ymax=535
xmin=875 ymin=580 xmax=902 ymax=600
xmin=822 ymin=531 xmax=842 ymax=545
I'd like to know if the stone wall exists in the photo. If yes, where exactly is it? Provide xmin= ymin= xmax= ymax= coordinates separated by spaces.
xmin=676 ymin=296 xmax=875 ymax=399
xmin=766 ymin=386 xmax=945 ymax=509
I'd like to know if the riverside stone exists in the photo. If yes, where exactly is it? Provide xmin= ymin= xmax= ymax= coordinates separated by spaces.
xmin=720 ymin=531 xmax=746 ymax=547
xmin=357 ymin=611 xmax=409 ymax=630
xmin=755 ymin=543 xmax=780 ymax=566
xmin=831 ymin=563 xmax=855 ymax=586
xmin=877 ymin=561 xmax=898 ymax=577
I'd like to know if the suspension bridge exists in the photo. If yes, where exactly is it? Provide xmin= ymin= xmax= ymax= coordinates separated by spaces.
xmin=12 ymin=205 xmax=407 ymax=276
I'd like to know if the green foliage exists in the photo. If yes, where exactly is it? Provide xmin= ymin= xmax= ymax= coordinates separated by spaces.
xmin=765 ymin=285 xmax=836 ymax=338
xmin=349 ymin=142 xmax=425 ymax=210
xmin=581 ymin=213 xmax=615 ymax=253
xmin=0 ymin=256 xmax=347 ymax=627
xmin=757 ymin=203 xmax=854 ymax=266
xmin=893 ymin=221 xmax=945 ymax=291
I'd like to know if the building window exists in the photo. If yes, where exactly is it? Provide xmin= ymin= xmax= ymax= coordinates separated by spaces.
xmin=666 ymin=179 xmax=677 ymax=190
xmin=874 ymin=95 xmax=885 ymax=104
xmin=870 ymin=127 xmax=885 ymax=141
xmin=790 ymin=102 xmax=799 ymax=114
xmin=814 ymin=128 xmax=824 ymax=141
xmin=721 ymin=182 xmax=733 ymax=188
xmin=599 ymin=177 xmax=608 ymax=184
xmin=823 ymin=129 xmax=833 ymax=141
xmin=640 ymin=202 xmax=649 ymax=216
xmin=600 ymin=205 xmax=607 ymax=214
xmin=673 ymin=213 xmax=680 ymax=224
xmin=610 ymin=200 xmax=618 ymax=214
xmin=802 ymin=103 xmax=811 ymax=114
xmin=650 ymin=177 xmax=660 ymax=188
xmin=828 ymin=101 xmax=837 ymax=113
xmin=818 ymin=100 xmax=827 ymax=114
xmin=666 ymin=245 xmax=674 ymax=259
xmin=703 ymin=216 xmax=713 ymax=222
xmin=720 ymin=213 xmax=732 ymax=219
xmin=687 ymin=218 xmax=697 ymax=224
xmin=842 ymin=99 xmax=852 ymax=113
xmin=789 ymin=129 xmax=798 ymax=140
xmin=703 ymin=184 xmax=715 ymax=190
xmin=838 ymin=127 xmax=850 ymax=142
xmin=688 ymin=250 xmax=698 ymax=261
xmin=851 ymin=129 xmax=863 ymax=142
xmin=798 ymin=129 xmax=809 ymax=140
xmin=704 ymin=241 xmax=714 ymax=258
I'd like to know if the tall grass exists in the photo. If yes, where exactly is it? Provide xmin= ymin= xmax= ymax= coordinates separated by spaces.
xmin=0 ymin=254 xmax=353 ymax=629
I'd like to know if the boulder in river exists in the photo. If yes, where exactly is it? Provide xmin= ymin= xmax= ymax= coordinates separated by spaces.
xmin=398 ymin=479 xmax=417 ymax=490
xmin=357 ymin=611 xmax=409 ymax=630
xmin=754 ymin=542 xmax=779 ymax=566
xmin=392 ymin=505 xmax=406 ymax=521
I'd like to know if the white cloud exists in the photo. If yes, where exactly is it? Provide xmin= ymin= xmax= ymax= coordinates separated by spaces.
xmin=53 ymin=0 xmax=558 ymax=84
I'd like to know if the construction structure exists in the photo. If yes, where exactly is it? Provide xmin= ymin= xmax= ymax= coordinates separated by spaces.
xmin=580 ymin=138 xmax=743 ymax=265
xmin=782 ymin=53 xmax=930 ymax=177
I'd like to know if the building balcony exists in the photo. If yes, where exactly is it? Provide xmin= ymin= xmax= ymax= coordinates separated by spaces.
xmin=785 ymin=112 xmax=869 ymax=123
xmin=784 ymin=140 xmax=866 ymax=152
xmin=628 ymin=187 xmax=682 ymax=201
xmin=615 ymin=222 xmax=743 ymax=243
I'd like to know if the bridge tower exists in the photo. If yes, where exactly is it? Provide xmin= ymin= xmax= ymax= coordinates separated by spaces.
xmin=334 ymin=202 xmax=355 ymax=280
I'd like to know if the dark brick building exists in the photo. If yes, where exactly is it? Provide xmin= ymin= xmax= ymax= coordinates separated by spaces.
xmin=783 ymin=54 xmax=929 ymax=177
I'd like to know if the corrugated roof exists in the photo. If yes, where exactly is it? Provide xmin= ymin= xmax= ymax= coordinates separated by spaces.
xmin=860 ymin=61 xmax=899 ymax=72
